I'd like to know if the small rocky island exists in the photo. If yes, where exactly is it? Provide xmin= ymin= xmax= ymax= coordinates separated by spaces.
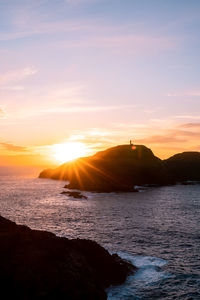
xmin=0 ymin=215 xmax=135 ymax=299
xmin=39 ymin=144 xmax=200 ymax=192
xmin=61 ymin=190 xmax=88 ymax=199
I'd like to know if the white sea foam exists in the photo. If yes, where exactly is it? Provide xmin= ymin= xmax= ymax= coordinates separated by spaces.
xmin=107 ymin=252 xmax=172 ymax=300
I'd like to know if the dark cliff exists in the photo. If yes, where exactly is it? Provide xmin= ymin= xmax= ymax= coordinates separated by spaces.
xmin=0 ymin=215 xmax=135 ymax=299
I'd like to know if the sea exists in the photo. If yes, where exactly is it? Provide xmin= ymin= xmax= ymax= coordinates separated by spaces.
xmin=0 ymin=167 xmax=200 ymax=300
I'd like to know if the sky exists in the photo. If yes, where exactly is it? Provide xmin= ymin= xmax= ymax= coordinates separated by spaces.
xmin=0 ymin=0 xmax=200 ymax=166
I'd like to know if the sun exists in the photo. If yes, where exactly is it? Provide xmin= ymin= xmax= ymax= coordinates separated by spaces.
xmin=52 ymin=142 xmax=87 ymax=163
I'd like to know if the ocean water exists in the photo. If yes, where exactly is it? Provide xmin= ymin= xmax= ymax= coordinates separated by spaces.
xmin=0 ymin=170 xmax=200 ymax=299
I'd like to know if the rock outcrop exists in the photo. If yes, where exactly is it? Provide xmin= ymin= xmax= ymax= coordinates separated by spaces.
xmin=61 ymin=191 xmax=88 ymax=199
xmin=39 ymin=144 xmax=168 ymax=192
xmin=164 ymin=152 xmax=200 ymax=182
xmin=0 ymin=215 xmax=135 ymax=299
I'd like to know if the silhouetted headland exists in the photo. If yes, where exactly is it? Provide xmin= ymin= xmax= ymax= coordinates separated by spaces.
xmin=39 ymin=144 xmax=200 ymax=192
xmin=0 ymin=215 xmax=135 ymax=299
xmin=39 ymin=144 xmax=168 ymax=192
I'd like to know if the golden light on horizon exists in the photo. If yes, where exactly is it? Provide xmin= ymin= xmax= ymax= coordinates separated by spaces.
xmin=53 ymin=142 xmax=87 ymax=163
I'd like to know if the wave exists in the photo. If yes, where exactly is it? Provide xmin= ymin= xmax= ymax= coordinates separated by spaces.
xmin=107 ymin=252 xmax=173 ymax=300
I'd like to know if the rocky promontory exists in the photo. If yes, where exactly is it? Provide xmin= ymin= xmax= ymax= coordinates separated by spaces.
xmin=0 ymin=215 xmax=135 ymax=299
xmin=39 ymin=144 xmax=200 ymax=191
xmin=39 ymin=144 xmax=168 ymax=192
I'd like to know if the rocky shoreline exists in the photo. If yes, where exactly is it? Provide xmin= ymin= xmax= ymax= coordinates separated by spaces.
xmin=0 ymin=215 xmax=136 ymax=299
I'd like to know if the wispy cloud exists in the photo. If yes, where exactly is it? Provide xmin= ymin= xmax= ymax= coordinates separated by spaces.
xmin=1 ymin=28 xmax=175 ymax=56
xmin=179 ymin=123 xmax=200 ymax=128
xmin=0 ymin=106 xmax=7 ymax=119
xmin=0 ymin=67 xmax=37 ymax=85
xmin=0 ymin=20 xmax=93 ymax=42
xmin=0 ymin=85 xmax=25 ymax=91
xmin=46 ymin=85 xmax=88 ymax=104
xmin=43 ymin=104 xmax=135 ymax=114
xmin=0 ymin=10 xmax=109 ymax=41
xmin=17 ymin=104 xmax=136 ymax=118
xmin=168 ymin=91 xmax=200 ymax=97
xmin=83 ymin=120 xmax=200 ymax=152
xmin=0 ymin=31 xmax=38 ymax=42
xmin=174 ymin=115 xmax=200 ymax=120
xmin=20 ymin=119 xmax=200 ymax=160
xmin=1 ymin=9 xmax=177 ymax=56
xmin=0 ymin=143 xmax=28 ymax=152
xmin=135 ymin=135 xmax=187 ymax=144
xmin=113 ymin=122 xmax=152 ymax=129
xmin=132 ymin=125 xmax=200 ymax=147
xmin=57 ymin=34 xmax=175 ymax=54
xmin=65 ymin=0 xmax=98 ymax=5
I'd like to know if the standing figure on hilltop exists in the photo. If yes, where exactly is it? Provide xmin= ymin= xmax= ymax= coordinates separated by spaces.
xmin=130 ymin=140 xmax=133 ymax=146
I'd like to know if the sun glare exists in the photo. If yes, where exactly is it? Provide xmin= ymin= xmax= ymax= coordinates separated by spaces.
xmin=53 ymin=142 xmax=87 ymax=163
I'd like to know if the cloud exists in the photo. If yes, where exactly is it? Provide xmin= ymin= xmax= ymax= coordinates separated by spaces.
xmin=0 ymin=143 xmax=28 ymax=152
xmin=174 ymin=115 xmax=200 ymax=120
xmin=17 ymin=104 xmax=136 ymax=118
xmin=132 ymin=124 xmax=200 ymax=146
xmin=135 ymin=135 xmax=187 ymax=144
xmin=0 ymin=31 xmax=37 ymax=42
xmin=0 ymin=106 xmax=8 ymax=119
xmin=43 ymin=104 xmax=134 ymax=114
xmin=168 ymin=128 xmax=200 ymax=138
xmin=0 ymin=20 xmax=91 ymax=42
xmin=2 ymin=27 xmax=174 ymax=55
xmin=168 ymin=91 xmax=200 ymax=97
xmin=0 ymin=68 xmax=37 ymax=85
xmin=65 ymin=0 xmax=98 ymax=5
xmin=0 ymin=16 xmax=110 ymax=42
xmin=0 ymin=85 xmax=25 ymax=91
xmin=57 ymin=34 xmax=175 ymax=55
xmin=0 ymin=107 xmax=6 ymax=118
xmin=179 ymin=123 xmax=200 ymax=128
xmin=1 ymin=11 xmax=176 ymax=56
xmin=47 ymin=85 xmax=88 ymax=103
xmin=113 ymin=122 xmax=150 ymax=129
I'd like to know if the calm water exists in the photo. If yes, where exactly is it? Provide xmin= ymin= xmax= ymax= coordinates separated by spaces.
xmin=0 ymin=171 xmax=200 ymax=299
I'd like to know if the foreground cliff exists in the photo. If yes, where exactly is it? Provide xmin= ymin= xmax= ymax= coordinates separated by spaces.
xmin=0 ymin=215 xmax=135 ymax=299
xmin=39 ymin=144 xmax=168 ymax=191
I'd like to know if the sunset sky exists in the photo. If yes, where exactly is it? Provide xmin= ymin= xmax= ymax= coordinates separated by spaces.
xmin=1 ymin=0 xmax=200 ymax=166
